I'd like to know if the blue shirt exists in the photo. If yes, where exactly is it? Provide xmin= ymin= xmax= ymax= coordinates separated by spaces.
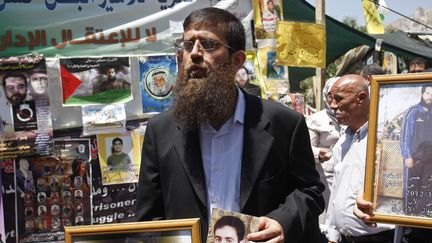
xmin=199 ymin=88 xmax=245 ymax=220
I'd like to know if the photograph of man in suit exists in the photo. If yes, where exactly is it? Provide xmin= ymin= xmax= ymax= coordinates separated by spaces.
xmin=136 ymin=7 xmax=324 ymax=243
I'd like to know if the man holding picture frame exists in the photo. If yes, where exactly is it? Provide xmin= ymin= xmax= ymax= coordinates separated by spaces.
xmin=136 ymin=7 xmax=324 ymax=243
xmin=326 ymin=74 xmax=394 ymax=243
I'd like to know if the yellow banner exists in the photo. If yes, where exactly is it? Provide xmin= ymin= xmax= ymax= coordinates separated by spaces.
xmin=276 ymin=21 xmax=326 ymax=68
xmin=362 ymin=0 xmax=385 ymax=34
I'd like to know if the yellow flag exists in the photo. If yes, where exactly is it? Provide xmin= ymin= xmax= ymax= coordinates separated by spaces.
xmin=362 ymin=0 xmax=385 ymax=34
xmin=276 ymin=21 xmax=326 ymax=68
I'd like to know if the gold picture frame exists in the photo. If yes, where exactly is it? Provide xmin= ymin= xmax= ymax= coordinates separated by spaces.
xmin=365 ymin=73 xmax=432 ymax=227
xmin=64 ymin=218 xmax=201 ymax=243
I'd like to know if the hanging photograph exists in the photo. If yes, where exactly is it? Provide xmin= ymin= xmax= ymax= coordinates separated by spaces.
xmin=82 ymin=104 xmax=127 ymax=135
xmin=0 ymin=54 xmax=53 ymax=159
xmin=97 ymin=132 xmax=141 ymax=185
xmin=252 ymin=0 xmax=283 ymax=39
xmin=59 ymin=57 xmax=132 ymax=106
xmin=139 ymin=55 xmax=176 ymax=113
xmin=235 ymin=51 xmax=264 ymax=98
xmin=364 ymin=73 xmax=432 ymax=228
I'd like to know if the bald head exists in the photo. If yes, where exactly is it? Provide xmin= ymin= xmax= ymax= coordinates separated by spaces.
xmin=329 ymin=74 xmax=370 ymax=130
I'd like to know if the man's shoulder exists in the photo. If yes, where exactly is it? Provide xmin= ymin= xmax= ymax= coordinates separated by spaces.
xmin=147 ymin=110 xmax=177 ymax=128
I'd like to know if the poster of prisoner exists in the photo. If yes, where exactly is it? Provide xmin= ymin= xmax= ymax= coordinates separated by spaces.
xmin=364 ymin=73 xmax=432 ymax=228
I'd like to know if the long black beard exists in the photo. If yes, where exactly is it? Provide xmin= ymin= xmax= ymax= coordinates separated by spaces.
xmin=172 ymin=62 xmax=237 ymax=129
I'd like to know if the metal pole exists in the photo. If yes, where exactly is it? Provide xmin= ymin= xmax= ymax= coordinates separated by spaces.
xmin=315 ymin=0 xmax=326 ymax=111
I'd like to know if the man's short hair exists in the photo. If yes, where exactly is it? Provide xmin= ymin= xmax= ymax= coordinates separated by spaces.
xmin=360 ymin=64 xmax=385 ymax=79
xmin=410 ymin=57 xmax=428 ymax=69
xmin=2 ymin=72 xmax=27 ymax=87
xmin=183 ymin=7 xmax=245 ymax=53
xmin=112 ymin=137 xmax=123 ymax=145
xmin=214 ymin=215 xmax=245 ymax=242
xmin=420 ymin=84 xmax=432 ymax=94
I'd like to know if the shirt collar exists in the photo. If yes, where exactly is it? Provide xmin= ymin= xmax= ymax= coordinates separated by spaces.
xmin=346 ymin=122 xmax=368 ymax=141
xmin=233 ymin=87 xmax=245 ymax=125
xmin=200 ymin=87 xmax=245 ymax=133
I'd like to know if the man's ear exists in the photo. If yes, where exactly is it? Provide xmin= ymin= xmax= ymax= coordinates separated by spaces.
xmin=357 ymin=91 xmax=368 ymax=103
xmin=231 ymin=50 xmax=246 ymax=70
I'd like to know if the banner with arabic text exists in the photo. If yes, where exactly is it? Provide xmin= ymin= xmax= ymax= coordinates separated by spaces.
xmin=0 ymin=0 xmax=253 ymax=57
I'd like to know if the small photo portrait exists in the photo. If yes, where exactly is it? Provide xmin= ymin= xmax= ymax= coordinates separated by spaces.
xmin=51 ymin=217 xmax=61 ymax=229
xmin=62 ymin=176 xmax=71 ymax=190
xmin=74 ymin=189 xmax=83 ymax=200
xmin=29 ymin=69 xmax=48 ymax=97
xmin=76 ymin=203 xmax=84 ymax=214
xmin=24 ymin=179 xmax=34 ymax=192
xmin=145 ymin=68 xmax=173 ymax=98
xmin=74 ymin=175 xmax=83 ymax=188
xmin=209 ymin=209 xmax=260 ymax=243
xmin=37 ymin=192 xmax=46 ymax=203
xmin=55 ymin=163 xmax=65 ymax=175
xmin=50 ymin=191 xmax=60 ymax=203
xmin=36 ymin=217 xmax=48 ymax=230
xmin=50 ymin=204 xmax=60 ymax=216
xmin=50 ymin=176 xmax=60 ymax=191
xmin=75 ymin=215 xmax=84 ymax=226
xmin=36 ymin=177 xmax=46 ymax=191
xmin=63 ymin=203 xmax=72 ymax=216
xmin=42 ymin=163 xmax=51 ymax=175
xmin=63 ymin=217 xmax=72 ymax=227
xmin=24 ymin=206 xmax=34 ymax=218
xmin=62 ymin=190 xmax=72 ymax=201
xmin=38 ymin=205 xmax=47 ymax=217
xmin=78 ymin=143 xmax=86 ymax=154
xmin=25 ymin=219 xmax=34 ymax=230
xmin=24 ymin=192 xmax=33 ymax=204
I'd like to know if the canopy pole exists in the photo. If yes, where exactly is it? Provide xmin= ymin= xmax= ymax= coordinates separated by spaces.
xmin=315 ymin=0 xmax=326 ymax=111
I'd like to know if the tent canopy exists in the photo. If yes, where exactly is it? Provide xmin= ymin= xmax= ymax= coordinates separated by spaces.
xmin=283 ymin=0 xmax=432 ymax=91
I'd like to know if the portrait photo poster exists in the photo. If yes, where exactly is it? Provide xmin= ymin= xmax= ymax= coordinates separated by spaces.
xmin=0 ymin=54 xmax=53 ymax=159
xmin=257 ymin=46 xmax=289 ymax=101
xmin=235 ymin=51 xmax=266 ymax=98
xmin=59 ymin=57 xmax=132 ymax=106
xmin=207 ymin=208 xmax=259 ymax=243
xmin=139 ymin=54 xmax=176 ymax=113
xmin=372 ymin=83 xmax=432 ymax=217
xmin=96 ymin=131 xmax=141 ymax=185
xmin=81 ymin=103 xmax=127 ymax=136
xmin=252 ymin=0 xmax=283 ymax=40
xmin=8 ymin=136 xmax=92 ymax=243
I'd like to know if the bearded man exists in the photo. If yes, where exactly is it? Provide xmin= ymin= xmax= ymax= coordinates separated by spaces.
xmin=400 ymin=84 xmax=432 ymax=216
xmin=135 ymin=7 xmax=324 ymax=243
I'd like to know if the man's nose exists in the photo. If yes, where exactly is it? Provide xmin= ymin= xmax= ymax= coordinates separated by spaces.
xmin=189 ymin=40 xmax=204 ymax=64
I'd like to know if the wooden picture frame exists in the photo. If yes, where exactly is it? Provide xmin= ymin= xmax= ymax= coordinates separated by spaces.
xmin=64 ymin=218 xmax=201 ymax=243
xmin=365 ymin=73 xmax=432 ymax=227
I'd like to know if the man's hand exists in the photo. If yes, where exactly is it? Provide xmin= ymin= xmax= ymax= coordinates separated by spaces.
xmin=318 ymin=148 xmax=332 ymax=162
xmin=247 ymin=216 xmax=284 ymax=243
xmin=405 ymin=158 xmax=414 ymax=168
xmin=353 ymin=192 xmax=377 ymax=227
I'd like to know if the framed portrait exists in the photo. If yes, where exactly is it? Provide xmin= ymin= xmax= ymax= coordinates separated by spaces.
xmin=96 ymin=132 xmax=141 ymax=185
xmin=64 ymin=218 xmax=201 ymax=243
xmin=207 ymin=208 xmax=259 ymax=243
xmin=365 ymin=73 xmax=432 ymax=227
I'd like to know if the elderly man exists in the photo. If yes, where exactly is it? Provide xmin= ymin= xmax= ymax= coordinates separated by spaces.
xmin=136 ymin=7 xmax=324 ymax=243
xmin=326 ymin=74 xmax=394 ymax=243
